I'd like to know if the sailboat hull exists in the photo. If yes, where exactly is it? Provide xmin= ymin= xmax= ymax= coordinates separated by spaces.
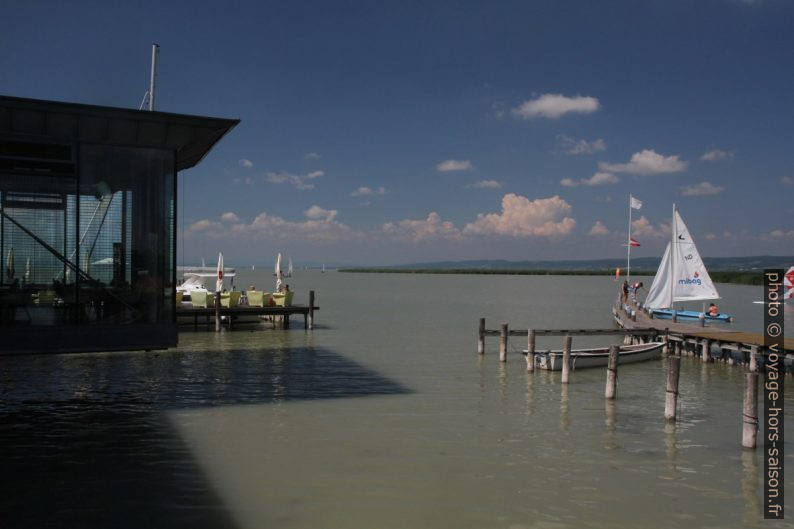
xmin=651 ymin=309 xmax=731 ymax=323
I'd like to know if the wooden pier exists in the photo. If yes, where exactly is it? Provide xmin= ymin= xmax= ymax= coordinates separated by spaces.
xmin=177 ymin=290 xmax=318 ymax=331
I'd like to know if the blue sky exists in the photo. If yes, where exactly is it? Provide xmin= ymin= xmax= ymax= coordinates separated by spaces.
xmin=2 ymin=0 xmax=792 ymax=266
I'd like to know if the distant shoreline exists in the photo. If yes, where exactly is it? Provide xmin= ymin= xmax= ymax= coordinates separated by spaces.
xmin=338 ymin=268 xmax=765 ymax=285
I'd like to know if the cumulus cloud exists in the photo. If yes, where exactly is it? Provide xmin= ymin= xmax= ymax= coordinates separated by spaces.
xmin=381 ymin=212 xmax=462 ymax=242
xmin=560 ymin=172 xmax=619 ymax=187
xmin=234 ymin=207 xmax=355 ymax=243
xmin=589 ymin=221 xmax=609 ymax=236
xmin=681 ymin=181 xmax=725 ymax=196
xmin=631 ymin=216 xmax=670 ymax=239
xmin=705 ymin=233 xmax=718 ymax=241
xmin=266 ymin=170 xmax=324 ymax=190
xmin=512 ymin=94 xmax=600 ymax=120
xmin=436 ymin=159 xmax=473 ymax=172
xmin=466 ymin=180 xmax=501 ymax=189
xmin=220 ymin=212 xmax=241 ymax=223
xmin=781 ymin=176 xmax=793 ymax=185
xmin=767 ymin=229 xmax=794 ymax=238
xmin=599 ymin=149 xmax=687 ymax=175
xmin=304 ymin=205 xmax=337 ymax=222
xmin=463 ymin=194 xmax=576 ymax=237
xmin=304 ymin=152 xmax=321 ymax=160
xmin=557 ymin=135 xmax=607 ymax=155
xmin=351 ymin=186 xmax=387 ymax=197
xmin=700 ymin=149 xmax=733 ymax=162
xmin=238 ymin=159 xmax=253 ymax=168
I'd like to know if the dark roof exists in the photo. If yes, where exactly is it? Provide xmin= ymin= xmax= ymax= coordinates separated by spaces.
xmin=0 ymin=95 xmax=239 ymax=171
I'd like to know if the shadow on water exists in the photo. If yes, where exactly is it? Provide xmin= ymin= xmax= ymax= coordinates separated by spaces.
xmin=0 ymin=346 xmax=410 ymax=529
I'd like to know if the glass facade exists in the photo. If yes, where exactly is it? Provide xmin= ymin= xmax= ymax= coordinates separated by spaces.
xmin=0 ymin=139 xmax=175 ymax=345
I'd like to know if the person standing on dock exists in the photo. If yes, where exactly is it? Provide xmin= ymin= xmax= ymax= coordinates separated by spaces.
xmin=621 ymin=280 xmax=629 ymax=303
xmin=631 ymin=281 xmax=644 ymax=302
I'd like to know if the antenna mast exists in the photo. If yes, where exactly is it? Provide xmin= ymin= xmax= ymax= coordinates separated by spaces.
xmin=139 ymin=43 xmax=160 ymax=111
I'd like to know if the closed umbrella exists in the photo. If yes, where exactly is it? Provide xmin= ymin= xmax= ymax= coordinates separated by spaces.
xmin=5 ymin=247 xmax=14 ymax=282
xmin=216 ymin=252 xmax=224 ymax=292
xmin=275 ymin=252 xmax=283 ymax=292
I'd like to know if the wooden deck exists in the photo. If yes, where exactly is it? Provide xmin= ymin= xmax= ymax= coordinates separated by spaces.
xmin=613 ymin=300 xmax=793 ymax=354
xmin=176 ymin=304 xmax=319 ymax=331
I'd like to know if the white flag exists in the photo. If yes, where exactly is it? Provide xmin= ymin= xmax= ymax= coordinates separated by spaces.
xmin=630 ymin=195 xmax=643 ymax=210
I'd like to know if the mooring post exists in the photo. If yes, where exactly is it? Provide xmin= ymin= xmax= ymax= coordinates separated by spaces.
xmin=699 ymin=313 xmax=706 ymax=328
xmin=308 ymin=290 xmax=315 ymax=329
xmin=664 ymin=356 xmax=681 ymax=421
xmin=214 ymin=291 xmax=221 ymax=332
xmin=499 ymin=323 xmax=508 ymax=362
xmin=605 ymin=344 xmax=619 ymax=399
xmin=561 ymin=335 xmax=572 ymax=384
xmin=749 ymin=345 xmax=758 ymax=372
xmin=478 ymin=318 xmax=485 ymax=355
xmin=527 ymin=328 xmax=536 ymax=373
xmin=701 ymin=339 xmax=711 ymax=363
xmin=742 ymin=372 xmax=758 ymax=449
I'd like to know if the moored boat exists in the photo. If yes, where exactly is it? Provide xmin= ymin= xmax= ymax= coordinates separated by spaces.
xmin=523 ymin=342 xmax=665 ymax=371
xmin=650 ymin=308 xmax=731 ymax=322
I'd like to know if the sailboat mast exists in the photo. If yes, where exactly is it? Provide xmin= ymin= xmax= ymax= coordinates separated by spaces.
xmin=669 ymin=203 xmax=675 ymax=309
xmin=627 ymin=194 xmax=633 ymax=285
xmin=148 ymin=43 xmax=159 ymax=111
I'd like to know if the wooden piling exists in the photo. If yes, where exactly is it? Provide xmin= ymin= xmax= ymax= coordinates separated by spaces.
xmin=561 ymin=335 xmax=572 ymax=384
xmin=308 ymin=290 xmax=315 ymax=329
xmin=478 ymin=318 xmax=485 ymax=355
xmin=499 ymin=323 xmax=508 ymax=362
xmin=701 ymin=339 xmax=710 ymax=363
xmin=749 ymin=345 xmax=758 ymax=373
xmin=664 ymin=356 xmax=681 ymax=421
xmin=742 ymin=372 xmax=758 ymax=449
xmin=214 ymin=291 xmax=221 ymax=332
xmin=527 ymin=329 xmax=535 ymax=373
xmin=605 ymin=344 xmax=619 ymax=399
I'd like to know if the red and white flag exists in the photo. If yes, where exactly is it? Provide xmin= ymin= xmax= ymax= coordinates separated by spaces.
xmin=629 ymin=237 xmax=641 ymax=247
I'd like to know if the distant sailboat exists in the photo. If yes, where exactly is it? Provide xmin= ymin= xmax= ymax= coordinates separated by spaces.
xmin=286 ymin=257 xmax=293 ymax=277
xmin=644 ymin=205 xmax=731 ymax=322
xmin=321 ymin=263 xmax=325 ymax=273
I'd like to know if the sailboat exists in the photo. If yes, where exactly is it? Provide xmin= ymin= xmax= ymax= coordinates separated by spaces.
xmin=644 ymin=205 xmax=731 ymax=322
xmin=286 ymin=257 xmax=293 ymax=278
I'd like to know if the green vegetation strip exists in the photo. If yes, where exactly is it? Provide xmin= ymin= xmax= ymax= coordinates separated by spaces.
xmin=338 ymin=269 xmax=764 ymax=284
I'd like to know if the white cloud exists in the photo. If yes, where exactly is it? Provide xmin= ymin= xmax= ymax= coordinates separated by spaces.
xmin=266 ymin=170 xmax=324 ymax=190
xmin=351 ymin=186 xmax=387 ymax=197
xmin=681 ymin=181 xmax=725 ymax=196
xmin=304 ymin=205 xmax=338 ymax=222
xmin=705 ymin=233 xmax=718 ymax=241
xmin=463 ymin=194 xmax=576 ymax=237
xmin=381 ymin=212 xmax=462 ymax=242
xmin=631 ymin=216 xmax=670 ymax=239
xmin=560 ymin=172 xmax=619 ymax=187
xmin=589 ymin=221 xmax=609 ymax=236
xmin=781 ymin=176 xmax=793 ymax=185
xmin=512 ymin=94 xmax=600 ymax=120
xmin=466 ymin=180 xmax=501 ymax=189
xmin=436 ymin=159 xmax=473 ymax=172
xmin=700 ymin=149 xmax=733 ymax=162
xmin=220 ymin=212 xmax=241 ymax=223
xmin=599 ymin=149 xmax=687 ymax=175
xmin=767 ymin=229 xmax=794 ymax=238
xmin=238 ymin=159 xmax=253 ymax=168
xmin=304 ymin=152 xmax=321 ymax=160
xmin=558 ymin=135 xmax=607 ymax=155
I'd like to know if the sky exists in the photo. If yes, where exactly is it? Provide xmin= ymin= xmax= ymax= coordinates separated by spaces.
xmin=2 ymin=0 xmax=792 ymax=266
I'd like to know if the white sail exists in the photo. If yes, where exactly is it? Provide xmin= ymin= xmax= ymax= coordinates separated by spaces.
xmin=287 ymin=257 xmax=293 ymax=277
xmin=644 ymin=207 xmax=719 ymax=309
xmin=670 ymin=209 xmax=719 ymax=303
xmin=644 ymin=242 xmax=672 ymax=309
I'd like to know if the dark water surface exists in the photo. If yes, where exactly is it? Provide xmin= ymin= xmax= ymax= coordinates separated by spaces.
xmin=1 ymin=272 xmax=791 ymax=528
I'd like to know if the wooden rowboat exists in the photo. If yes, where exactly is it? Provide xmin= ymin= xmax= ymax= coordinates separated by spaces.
xmin=522 ymin=342 xmax=665 ymax=371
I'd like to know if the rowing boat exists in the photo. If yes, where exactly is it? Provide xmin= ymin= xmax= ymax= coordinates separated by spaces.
xmin=522 ymin=341 xmax=665 ymax=371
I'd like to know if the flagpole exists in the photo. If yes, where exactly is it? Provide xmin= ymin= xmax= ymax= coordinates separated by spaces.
xmin=627 ymin=194 xmax=632 ymax=286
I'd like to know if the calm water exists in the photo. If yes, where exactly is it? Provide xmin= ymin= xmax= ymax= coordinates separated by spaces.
xmin=1 ymin=271 xmax=792 ymax=528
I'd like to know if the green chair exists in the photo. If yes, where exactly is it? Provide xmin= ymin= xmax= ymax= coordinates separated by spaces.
xmin=247 ymin=290 xmax=264 ymax=307
xmin=221 ymin=291 xmax=242 ymax=308
xmin=272 ymin=291 xmax=294 ymax=307
xmin=191 ymin=290 xmax=208 ymax=308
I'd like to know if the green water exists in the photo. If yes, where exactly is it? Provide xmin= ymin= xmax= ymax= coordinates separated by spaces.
xmin=2 ymin=271 xmax=791 ymax=528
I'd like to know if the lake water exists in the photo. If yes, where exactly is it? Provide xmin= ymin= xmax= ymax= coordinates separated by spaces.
xmin=1 ymin=271 xmax=792 ymax=528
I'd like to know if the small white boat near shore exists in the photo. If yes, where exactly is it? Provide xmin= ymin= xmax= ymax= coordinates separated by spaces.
xmin=523 ymin=342 xmax=664 ymax=371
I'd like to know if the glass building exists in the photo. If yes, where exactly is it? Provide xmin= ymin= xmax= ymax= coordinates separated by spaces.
xmin=0 ymin=96 xmax=238 ymax=354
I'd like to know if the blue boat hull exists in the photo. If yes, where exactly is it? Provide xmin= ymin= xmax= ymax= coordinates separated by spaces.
xmin=651 ymin=309 xmax=732 ymax=323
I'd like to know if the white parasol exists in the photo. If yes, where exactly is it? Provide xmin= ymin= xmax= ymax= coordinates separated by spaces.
xmin=275 ymin=252 xmax=283 ymax=292
xmin=24 ymin=256 xmax=32 ymax=284
xmin=216 ymin=252 xmax=224 ymax=292
xmin=6 ymin=247 xmax=14 ymax=282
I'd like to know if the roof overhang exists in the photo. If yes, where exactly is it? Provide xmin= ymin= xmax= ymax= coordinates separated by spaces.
xmin=0 ymin=95 xmax=239 ymax=171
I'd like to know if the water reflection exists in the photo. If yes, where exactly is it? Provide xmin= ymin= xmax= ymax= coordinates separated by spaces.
xmin=560 ymin=384 xmax=570 ymax=431
xmin=604 ymin=400 xmax=617 ymax=450
xmin=741 ymin=450 xmax=761 ymax=521
xmin=664 ymin=421 xmax=679 ymax=474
